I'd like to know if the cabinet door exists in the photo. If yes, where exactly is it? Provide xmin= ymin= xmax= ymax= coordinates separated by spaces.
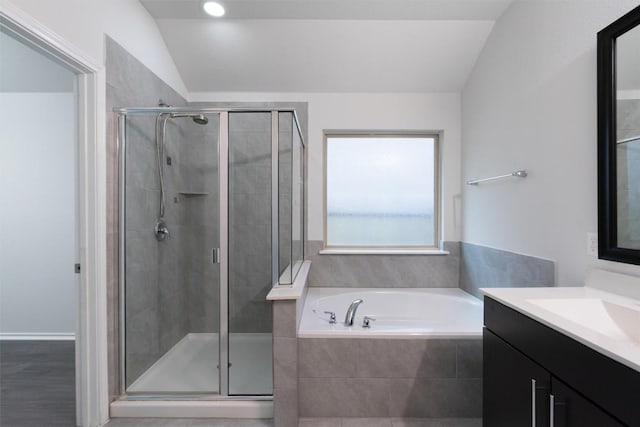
xmin=551 ymin=378 xmax=625 ymax=427
xmin=484 ymin=328 xmax=550 ymax=427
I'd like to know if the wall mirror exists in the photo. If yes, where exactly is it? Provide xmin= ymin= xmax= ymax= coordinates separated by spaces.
xmin=598 ymin=5 xmax=640 ymax=265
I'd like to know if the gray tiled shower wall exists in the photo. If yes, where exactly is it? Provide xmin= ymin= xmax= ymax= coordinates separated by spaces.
xmin=106 ymin=37 xmax=187 ymax=397
xmin=124 ymin=113 xmax=220 ymax=385
xmin=106 ymin=38 xmax=220 ymax=395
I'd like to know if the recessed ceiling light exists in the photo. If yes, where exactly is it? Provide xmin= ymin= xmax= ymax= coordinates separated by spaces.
xmin=203 ymin=1 xmax=225 ymax=17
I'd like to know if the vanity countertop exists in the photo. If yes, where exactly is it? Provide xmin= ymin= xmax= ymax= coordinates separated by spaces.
xmin=481 ymin=284 xmax=640 ymax=373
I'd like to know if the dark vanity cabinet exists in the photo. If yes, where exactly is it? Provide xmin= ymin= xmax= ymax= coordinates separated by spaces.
xmin=483 ymin=297 xmax=639 ymax=427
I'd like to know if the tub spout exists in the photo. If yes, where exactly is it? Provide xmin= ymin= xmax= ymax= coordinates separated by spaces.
xmin=344 ymin=299 xmax=364 ymax=326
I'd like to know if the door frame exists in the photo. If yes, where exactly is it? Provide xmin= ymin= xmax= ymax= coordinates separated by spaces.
xmin=0 ymin=3 xmax=109 ymax=426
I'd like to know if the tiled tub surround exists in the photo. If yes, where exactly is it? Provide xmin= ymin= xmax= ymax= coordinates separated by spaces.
xmin=269 ymin=261 xmax=312 ymax=427
xmin=459 ymin=242 xmax=555 ymax=299
xmin=298 ymin=338 xmax=482 ymax=419
xmin=306 ymin=241 xmax=461 ymax=288
xmin=273 ymin=300 xmax=299 ymax=427
xmin=295 ymin=287 xmax=483 ymax=420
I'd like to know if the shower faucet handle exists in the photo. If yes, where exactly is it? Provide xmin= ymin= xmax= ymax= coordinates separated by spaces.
xmin=324 ymin=311 xmax=337 ymax=324
xmin=154 ymin=220 xmax=170 ymax=242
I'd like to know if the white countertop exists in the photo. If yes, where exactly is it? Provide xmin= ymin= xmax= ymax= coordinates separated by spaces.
xmin=481 ymin=284 xmax=640 ymax=373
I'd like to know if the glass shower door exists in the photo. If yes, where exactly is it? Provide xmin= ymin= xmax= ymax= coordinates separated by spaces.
xmin=123 ymin=111 xmax=221 ymax=395
xmin=227 ymin=112 xmax=274 ymax=395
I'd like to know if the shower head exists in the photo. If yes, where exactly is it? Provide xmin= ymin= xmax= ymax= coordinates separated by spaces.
xmin=191 ymin=114 xmax=209 ymax=125
xmin=168 ymin=113 xmax=209 ymax=125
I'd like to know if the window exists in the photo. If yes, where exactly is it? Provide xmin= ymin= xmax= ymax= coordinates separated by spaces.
xmin=324 ymin=132 xmax=439 ymax=249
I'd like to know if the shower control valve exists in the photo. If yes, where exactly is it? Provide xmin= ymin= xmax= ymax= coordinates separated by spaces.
xmin=324 ymin=311 xmax=337 ymax=324
xmin=362 ymin=316 xmax=376 ymax=328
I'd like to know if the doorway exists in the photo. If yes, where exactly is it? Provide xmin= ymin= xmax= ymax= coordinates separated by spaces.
xmin=0 ymin=21 xmax=79 ymax=427
xmin=0 ymin=8 xmax=107 ymax=426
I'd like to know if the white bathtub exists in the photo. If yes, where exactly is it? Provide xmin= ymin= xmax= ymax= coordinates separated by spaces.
xmin=299 ymin=287 xmax=483 ymax=339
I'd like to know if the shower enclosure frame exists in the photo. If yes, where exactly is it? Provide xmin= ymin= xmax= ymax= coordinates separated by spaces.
xmin=115 ymin=106 xmax=305 ymax=401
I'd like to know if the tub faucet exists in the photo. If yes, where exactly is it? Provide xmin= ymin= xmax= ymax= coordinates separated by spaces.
xmin=344 ymin=299 xmax=364 ymax=326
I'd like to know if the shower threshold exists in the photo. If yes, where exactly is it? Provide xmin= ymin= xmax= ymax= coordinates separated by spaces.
xmin=112 ymin=333 xmax=273 ymax=418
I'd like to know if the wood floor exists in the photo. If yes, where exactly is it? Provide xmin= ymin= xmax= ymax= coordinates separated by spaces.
xmin=0 ymin=340 xmax=76 ymax=426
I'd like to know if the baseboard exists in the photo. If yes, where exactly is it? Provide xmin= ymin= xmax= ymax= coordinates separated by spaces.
xmin=0 ymin=333 xmax=75 ymax=341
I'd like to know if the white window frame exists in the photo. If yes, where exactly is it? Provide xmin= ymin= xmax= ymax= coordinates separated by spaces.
xmin=322 ymin=130 xmax=443 ymax=254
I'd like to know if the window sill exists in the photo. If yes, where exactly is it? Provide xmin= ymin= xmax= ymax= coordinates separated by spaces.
xmin=318 ymin=249 xmax=449 ymax=256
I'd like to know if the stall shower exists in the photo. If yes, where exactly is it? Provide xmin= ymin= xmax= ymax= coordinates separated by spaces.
xmin=116 ymin=107 xmax=304 ymax=401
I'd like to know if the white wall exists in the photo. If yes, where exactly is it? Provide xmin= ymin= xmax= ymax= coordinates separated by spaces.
xmin=0 ymin=30 xmax=75 ymax=92
xmin=191 ymin=92 xmax=462 ymax=242
xmin=462 ymin=0 xmax=640 ymax=285
xmin=2 ymin=0 xmax=187 ymax=97
xmin=0 ymin=92 xmax=76 ymax=335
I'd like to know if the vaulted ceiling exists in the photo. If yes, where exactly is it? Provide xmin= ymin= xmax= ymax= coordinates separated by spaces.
xmin=140 ymin=0 xmax=513 ymax=93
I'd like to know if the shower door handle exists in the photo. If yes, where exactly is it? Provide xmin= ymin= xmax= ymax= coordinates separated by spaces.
xmin=212 ymin=248 xmax=221 ymax=264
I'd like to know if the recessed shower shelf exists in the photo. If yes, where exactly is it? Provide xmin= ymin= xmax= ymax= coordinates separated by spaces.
xmin=178 ymin=191 xmax=209 ymax=197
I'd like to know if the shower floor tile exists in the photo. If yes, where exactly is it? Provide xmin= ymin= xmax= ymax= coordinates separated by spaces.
xmin=127 ymin=333 xmax=272 ymax=395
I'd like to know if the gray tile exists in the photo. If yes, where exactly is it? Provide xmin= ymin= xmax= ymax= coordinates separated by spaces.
xmin=274 ymin=387 xmax=298 ymax=427
xmin=390 ymin=419 xmax=482 ymax=427
xmin=299 ymin=339 xmax=358 ymax=378
xmin=460 ymin=242 xmax=555 ymax=299
xmin=341 ymin=418 xmax=393 ymax=427
xmin=299 ymin=378 xmax=389 ymax=417
xmin=307 ymin=241 xmax=460 ymax=288
xmin=357 ymin=340 xmax=456 ymax=379
xmin=274 ymin=337 xmax=298 ymax=389
xmin=273 ymin=300 xmax=297 ymax=337
xmin=104 ymin=419 xmax=189 ymax=427
xmin=388 ymin=379 xmax=482 ymax=418
xmin=298 ymin=418 xmax=342 ymax=427
xmin=456 ymin=340 xmax=482 ymax=379
xmin=188 ymin=419 xmax=273 ymax=427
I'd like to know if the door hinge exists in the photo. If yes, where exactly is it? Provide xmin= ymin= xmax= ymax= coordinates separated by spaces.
xmin=212 ymin=248 xmax=221 ymax=264
xmin=74 ymin=263 xmax=81 ymax=274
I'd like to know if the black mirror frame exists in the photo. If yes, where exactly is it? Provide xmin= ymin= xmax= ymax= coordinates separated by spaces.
xmin=597 ymin=5 xmax=640 ymax=265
